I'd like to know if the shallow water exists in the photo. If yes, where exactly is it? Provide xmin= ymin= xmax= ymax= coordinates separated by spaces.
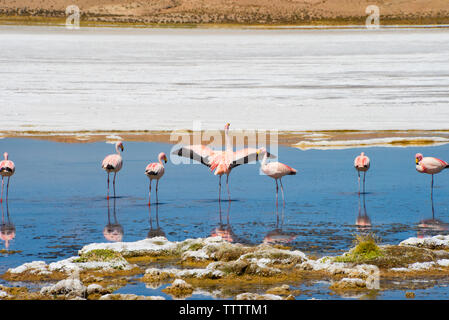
xmin=2 ymin=138 xmax=449 ymax=295
xmin=1 ymin=26 xmax=449 ymax=131
xmin=1 ymin=138 xmax=448 ymax=259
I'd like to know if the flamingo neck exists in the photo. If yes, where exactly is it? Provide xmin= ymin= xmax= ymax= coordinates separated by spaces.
xmin=158 ymin=157 xmax=164 ymax=166
xmin=261 ymin=152 xmax=268 ymax=167
xmin=3 ymin=153 xmax=8 ymax=160
xmin=115 ymin=145 xmax=121 ymax=155
xmin=225 ymin=128 xmax=232 ymax=153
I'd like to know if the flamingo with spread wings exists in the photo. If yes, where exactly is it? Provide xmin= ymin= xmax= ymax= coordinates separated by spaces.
xmin=172 ymin=123 xmax=274 ymax=201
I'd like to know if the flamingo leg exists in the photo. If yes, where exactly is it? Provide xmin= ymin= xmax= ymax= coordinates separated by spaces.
xmin=275 ymin=179 xmax=279 ymax=207
xmin=148 ymin=180 xmax=152 ymax=206
xmin=357 ymin=171 xmax=360 ymax=194
xmin=156 ymin=179 xmax=159 ymax=204
xmin=0 ymin=176 xmax=3 ymax=203
xmin=226 ymin=174 xmax=230 ymax=202
xmin=431 ymin=174 xmax=434 ymax=202
xmin=218 ymin=175 xmax=222 ymax=202
xmin=363 ymin=171 xmax=366 ymax=194
xmin=6 ymin=177 xmax=10 ymax=201
xmin=107 ymin=172 xmax=110 ymax=200
xmin=279 ymin=178 xmax=285 ymax=207
xmin=113 ymin=172 xmax=117 ymax=198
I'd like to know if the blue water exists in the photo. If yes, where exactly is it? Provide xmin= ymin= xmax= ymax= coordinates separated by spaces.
xmin=1 ymin=138 xmax=449 ymax=298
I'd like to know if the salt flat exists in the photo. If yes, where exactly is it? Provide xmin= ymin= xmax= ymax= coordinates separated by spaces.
xmin=1 ymin=26 xmax=449 ymax=132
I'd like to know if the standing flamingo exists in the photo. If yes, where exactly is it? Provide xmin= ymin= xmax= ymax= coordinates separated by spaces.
xmin=415 ymin=153 xmax=449 ymax=199
xmin=354 ymin=152 xmax=370 ymax=194
xmin=101 ymin=141 xmax=124 ymax=199
xmin=0 ymin=152 xmax=15 ymax=203
xmin=145 ymin=152 xmax=167 ymax=205
xmin=172 ymin=123 xmax=274 ymax=201
xmin=258 ymin=147 xmax=296 ymax=207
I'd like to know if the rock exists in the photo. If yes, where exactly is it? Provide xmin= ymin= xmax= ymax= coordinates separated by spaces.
xmin=162 ymin=279 xmax=194 ymax=297
xmin=405 ymin=291 xmax=416 ymax=299
xmin=266 ymin=284 xmax=300 ymax=296
xmin=87 ymin=284 xmax=110 ymax=295
xmin=99 ymin=293 xmax=165 ymax=300
xmin=40 ymin=278 xmax=87 ymax=298
xmin=329 ymin=278 xmax=367 ymax=290
xmin=236 ymin=293 xmax=283 ymax=300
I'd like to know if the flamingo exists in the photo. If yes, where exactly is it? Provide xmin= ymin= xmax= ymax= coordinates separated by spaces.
xmin=258 ymin=147 xmax=297 ymax=207
xmin=0 ymin=152 xmax=15 ymax=203
xmin=415 ymin=153 xmax=449 ymax=199
xmin=101 ymin=141 xmax=124 ymax=199
xmin=354 ymin=152 xmax=370 ymax=194
xmin=172 ymin=123 xmax=274 ymax=201
xmin=0 ymin=199 xmax=15 ymax=249
xmin=144 ymin=152 xmax=167 ymax=205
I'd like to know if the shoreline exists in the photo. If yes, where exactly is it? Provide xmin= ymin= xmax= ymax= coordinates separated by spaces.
xmin=2 ymin=15 xmax=449 ymax=29
xmin=2 ymin=129 xmax=449 ymax=149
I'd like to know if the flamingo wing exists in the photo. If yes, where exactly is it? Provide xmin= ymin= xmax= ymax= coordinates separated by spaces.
xmin=102 ymin=154 xmax=123 ymax=171
xmin=172 ymin=145 xmax=215 ymax=167
xmin=145 ymin=163 xmax=163 ymax=176
xmin=230 ymin=148 xmax=276 ymax=168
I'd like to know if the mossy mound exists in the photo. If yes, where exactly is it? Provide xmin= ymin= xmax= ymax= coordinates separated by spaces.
xmin=73 ymin=249 xmax=124 ymax=263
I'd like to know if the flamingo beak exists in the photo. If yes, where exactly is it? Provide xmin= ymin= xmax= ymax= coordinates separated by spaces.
xmin=164 ymin=156 xmax=167 ymax=163
xmin=121 ymin=145 xmax=124 ymax=152
xmin=415 ymin=158 xmax=419 ymax=164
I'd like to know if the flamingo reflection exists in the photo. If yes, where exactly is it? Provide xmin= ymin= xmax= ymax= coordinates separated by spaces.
xmin=417 ymin=191 xmax=448 ymax=238
xmin=211 ymin=200 xmax=235 ymax=242
xmin=147 ymin=203 xmax=165 ymax=239
xmin=355 ymin=192 xmax=371 ymax=231
xmin=0 ymin=199 xmax=15 ymax=249
xmin=103 ymin=197 xmax=124 ymax=242
xmin=263 ymin=205 xmax=296 ymax=244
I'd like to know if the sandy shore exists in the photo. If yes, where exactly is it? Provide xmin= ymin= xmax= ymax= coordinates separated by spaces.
xmin=0 ymin=0 xmax=449 ymax=26
xmin=3 ymin=130 xmax=449 ymax=150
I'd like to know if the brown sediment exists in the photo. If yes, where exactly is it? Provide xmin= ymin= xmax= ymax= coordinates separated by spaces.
xmin=1 ymin=270 xmax=67 ymax=282
xmin=2 ymin=130 xmax=449 ymax=149
xmin=0 ymin=0 xmax=449 ymax=26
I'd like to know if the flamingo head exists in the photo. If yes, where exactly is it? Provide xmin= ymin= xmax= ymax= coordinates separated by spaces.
xmin=116 ymin=141 xmax=124 ymax=152
xmin=3 ymin=152 xmax=8 ymax=160
xmin=257 ymin=147 xmax=267 ymax=155
xmin=224 ymin=123 xmax=230 ymax=131
xmin=415 ymin=153 xmax=423 ymax=164
xmin=360 ymin=152 xmax=365 ymax=156
xmin=159 ymin=152 xmax=167 ymax=163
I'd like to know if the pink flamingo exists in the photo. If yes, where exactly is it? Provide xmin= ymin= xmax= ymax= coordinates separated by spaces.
xmin=145 ymin=152 xmax=167 ymax=205
xmin=415 ymin=153 xmax=449 ymax=198
xmin=258 ymin=147 xmax=297 ymax=207
xmin=354 ymin=152 xmax=370 ymax=194
xmin=172 ymin=123 xmax=273 ymax=201
xmin=101 ymin=141 xmax=124 ymax=199
xmin=0 ymin=152 xmax=15 ymax=203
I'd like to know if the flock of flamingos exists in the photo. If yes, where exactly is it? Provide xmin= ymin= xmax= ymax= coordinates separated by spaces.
xmin=0 ymin=124 xmax=448 ymax=208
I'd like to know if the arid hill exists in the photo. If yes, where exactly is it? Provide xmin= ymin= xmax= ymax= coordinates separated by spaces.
xmin=0 ymin=0 xmax=448 ymax=25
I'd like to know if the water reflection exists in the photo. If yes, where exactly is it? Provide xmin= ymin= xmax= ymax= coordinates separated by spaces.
xmin=103 ymin=197 xmax=124 ymax=242
xmin=417 ymin=193 xmax=449 ymax=238
xmin=355 ymin=193 xmax=371 ymax=231
xmin=0 ymin=199 xmax=15 ymax=249
xmin=147 ymin=203 xmax=165 ymax=239
xmin=211 ymin=200 xmax=235 ymax=243
xmin=263 ymin=205 xmax=296 ymax=244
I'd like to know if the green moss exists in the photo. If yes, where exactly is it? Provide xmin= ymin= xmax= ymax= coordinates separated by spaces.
xmin=73 ymin=249 xmax=123 ymax=263
xmin=188 ymin=243 xmax=204 ymax=251
xmin=334 ymin=233 xmax=383 ymax=263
